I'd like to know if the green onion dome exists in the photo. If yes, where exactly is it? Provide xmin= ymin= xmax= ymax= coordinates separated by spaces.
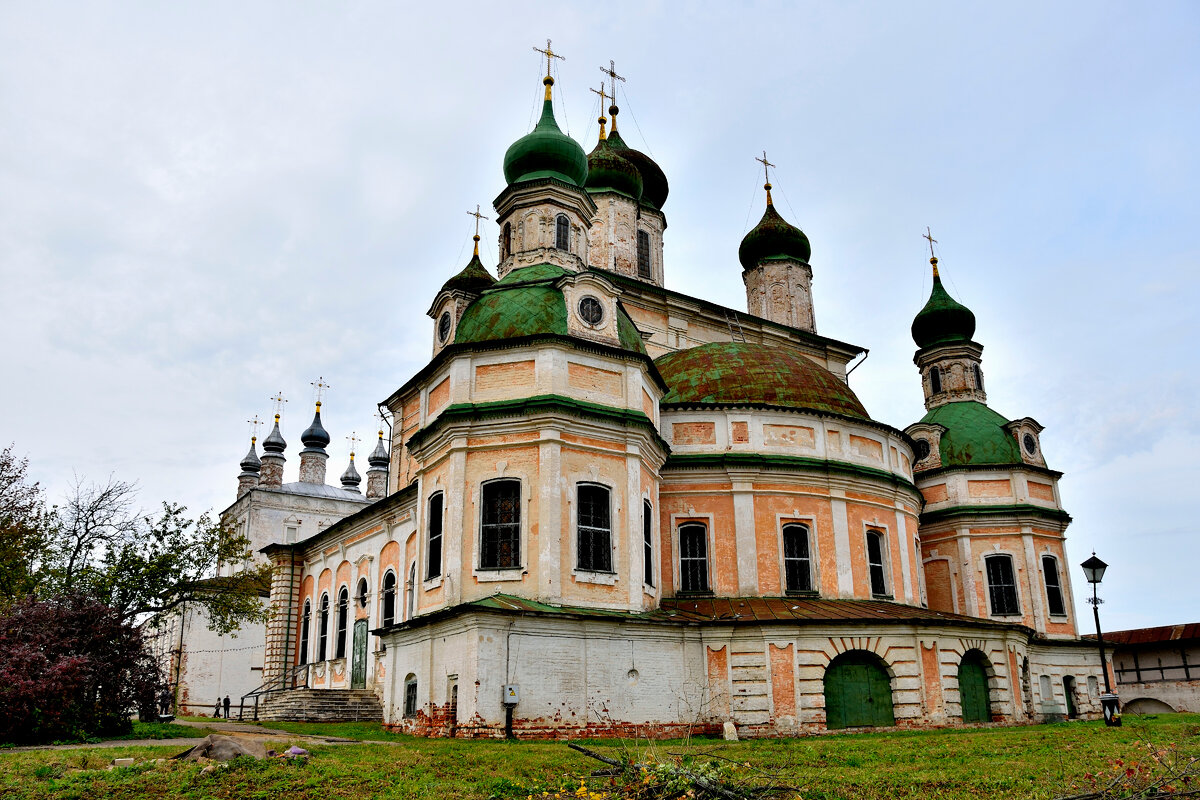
xmin=502 ymin=82 xmax=588 ymax=188
xmin=441 ymin=247 xmax=496 ymax=295
xmin=585 ymin=136 xmax=643 ymax=201
xmin=454 ymin=264 xmax=647 ymax=355
xmin=918 ymin=401 xmax=1020 ymax=466
xmin=606 ymin=128 xmax=669 ymax=210
xmin=655 ymin=341 xmax=869 ymax=419
xmin=911 ymin=257 xmax=976 ymax=349
xmin=738 ymin=190 xmax=811 ymax=270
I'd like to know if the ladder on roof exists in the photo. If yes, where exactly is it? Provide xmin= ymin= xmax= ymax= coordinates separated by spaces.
xmin=724 ymin=309 xmax=747 ymax=343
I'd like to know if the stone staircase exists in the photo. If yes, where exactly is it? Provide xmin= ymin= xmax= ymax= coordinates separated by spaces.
xmin=258 ymin=689 xmax=383 ymax=723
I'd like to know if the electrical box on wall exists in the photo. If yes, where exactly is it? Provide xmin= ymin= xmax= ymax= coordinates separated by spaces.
xmin=502 ymin=684 xmax=519 ymax=705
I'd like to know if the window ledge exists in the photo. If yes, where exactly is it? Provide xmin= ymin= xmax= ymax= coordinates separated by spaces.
xmin=573 ymin=569 xmax=618 ymax=586
xmin=675 ymin=591 xmax=714 ymax=598
xmin=422 ymin=576 xmax=444 ymax=591
xmin=474 ymin=567 xmax=525 ymax=583
xmin=871 ymin=594 xmax=895 ymax=601
xmin=785 ymin=590 xmax=820 ymax=598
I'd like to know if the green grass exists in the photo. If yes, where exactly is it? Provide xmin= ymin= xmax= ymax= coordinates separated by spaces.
xmin=0 ymin=714 xmax=1196 ymax=799
xmin=236 ymin=719 xmax=412 ymax=742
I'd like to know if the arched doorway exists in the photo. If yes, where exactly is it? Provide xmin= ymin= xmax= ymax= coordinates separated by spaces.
xmin=957 ymin=651 xmax=991 ymax=723
xmin=824 ymin=651 xmax=895 ymax=729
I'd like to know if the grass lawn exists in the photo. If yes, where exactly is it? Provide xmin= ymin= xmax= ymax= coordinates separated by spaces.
xmin=1 ymin=714 xmax=1197 ymax=799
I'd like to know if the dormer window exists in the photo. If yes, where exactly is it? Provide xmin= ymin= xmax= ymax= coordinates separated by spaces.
xmin=578 ymin=296 xmax=603 ymax=325
xmin=555 ymin=214 xmax=569 ymax=250
xmin=1023 ymin=433 xmax=1038 ymax=456
xmin=437 ymin=311 xmax=452 ymax=344
xmin=930 ymin=366 xmax=942 ymax=394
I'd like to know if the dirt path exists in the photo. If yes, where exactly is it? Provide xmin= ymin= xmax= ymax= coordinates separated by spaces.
xmin=1 ymin=719 xmax=375 ymax=753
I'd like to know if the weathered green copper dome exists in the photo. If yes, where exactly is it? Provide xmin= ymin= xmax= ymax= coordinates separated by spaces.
xmin=585 ymin=136 xmax=643 ymax=201
xmin=454 ymin=264 xmax=646 ymax=355
xmin=919 ymin=401 xmax=1020 ymax=466
xmin=440 ymin=249 xmax=496 ymax=295
xmin=655 ymin=341 xmax=869 ymax=419
xmin=738 ymin=196 xmax=811 ymax=270
xmin=911 ymin=258 xmax=976 ymax=349
xmin=606 ymin=129 xmax=669 ymax=210
xmin=502 ymin=85 xmax=588 ymax=188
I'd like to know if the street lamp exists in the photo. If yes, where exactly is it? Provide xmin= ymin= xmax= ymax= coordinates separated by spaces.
xmin=1081 ymin=553 xmax=1120 ymax=726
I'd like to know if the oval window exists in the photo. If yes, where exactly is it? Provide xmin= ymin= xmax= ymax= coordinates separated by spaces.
xmin=914 ymin=439 xmax=931 ymax=461
xmin=578 ymin=296 xmax=603 ymax=325
xmin=1023 ymin=433 xmax=1037 ymax=455
xmin=438 ymin=311 xmax=452 ymax=343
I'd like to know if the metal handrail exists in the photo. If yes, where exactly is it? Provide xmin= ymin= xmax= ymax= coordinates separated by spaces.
xmin=238 ymin=663 xmax=310 ymax=721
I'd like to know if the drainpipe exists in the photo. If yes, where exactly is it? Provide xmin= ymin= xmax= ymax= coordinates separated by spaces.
xmin=377 ymin=403 xmax=393 ymax=493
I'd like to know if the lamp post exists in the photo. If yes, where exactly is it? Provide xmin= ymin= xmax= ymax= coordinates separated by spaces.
xmin=1081 ymin=553 xmax=1120 ymax=726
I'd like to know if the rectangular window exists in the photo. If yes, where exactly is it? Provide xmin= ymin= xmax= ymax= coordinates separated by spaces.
xmin=679 ymin=523 xmax=710 ymax=594
xmin=986 ymin=555 xmax=1021 ymax=616
xmin=481 ymin=480 xmax=521 ymax=569
xmin=637 ymin=230 xmax=651 ymax=278
xmin=576 ymin=484 xmax=612 ymax=572
xmin=866 ymin=531 xmax=888 ymax=597
xmin=285 ymin=525 xmax=298 ymax=543
xmin=404 ymin=677 xmax=418 ymax=718
xmin=783 ymin=524 xmax=812 ymax=593
xmin=1042 ymin=556 xmax=1065 ymax=616
xmin=643 ymin=500 xmax=654 ymax=587
xmin=426 ymin=493 xmax=444 ymax=579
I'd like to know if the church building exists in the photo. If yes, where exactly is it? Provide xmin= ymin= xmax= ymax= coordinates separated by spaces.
xmin=174 ymin=52 xmax=1109 ymax=736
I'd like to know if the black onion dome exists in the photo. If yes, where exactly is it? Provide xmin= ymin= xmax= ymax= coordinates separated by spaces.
xmin=300 ymin=405 xmax=330 ymax=452
xmin=585 ymin=137 xmax=643 ymax=201
xmin=442 ymin=253 xmax=496 ymax=295
xmin=367 ymin=433 xmax=390 ymax=468
xmin=262 ymin=417 xmax=287 ymax=454
xmin=738 ymin=202 xmax=811 ymax=270
xmin=239 ymin=440 xmax=261 ymax=473
xmin=606 ymin=129 xmax=668 ymax=210
xmin=340 ymin=456 xmax=361 ymax=490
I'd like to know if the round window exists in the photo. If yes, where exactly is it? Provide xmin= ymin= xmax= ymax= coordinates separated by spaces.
xmin=437 ymin=311 xmax=452 ymax=343
xmin=914 ymin=438 xmax=931 ymax=461
xmin=578 ymin=296 xmax=603 ymax=325
xmin=1023 ymin=433 xmax=1037 ymax=455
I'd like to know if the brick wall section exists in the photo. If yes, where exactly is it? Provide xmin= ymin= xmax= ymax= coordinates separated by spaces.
xmin=263 ymin=551 xmax=300 ymax=689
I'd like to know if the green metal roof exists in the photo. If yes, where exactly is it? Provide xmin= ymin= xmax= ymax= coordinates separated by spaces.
xmin=920 ymin=400 xmax=1021 ymax=466
xmin=911 ymin=266 xmax=976 ymax=349
xmin=585 ymin=136 xmax=643 ymax=201
xmin=502 ymin=98 xmax=588 ymax=188
xmin=738 ymin=202 xmax=811 ymax=270
xmin=655 ymin=341 xmax=869 ymax=419
xmin=440 ymin=252 xmax=496 ymax=295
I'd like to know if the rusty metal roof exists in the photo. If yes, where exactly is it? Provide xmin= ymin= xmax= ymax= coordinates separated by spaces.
xmin=1086 ymin=623 xmax=1200 ymax=646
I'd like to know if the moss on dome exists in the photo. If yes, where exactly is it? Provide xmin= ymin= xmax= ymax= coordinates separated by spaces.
xmin=911 ymin=268 xmax=976 ymax=349
xmin=440 ymin=253 xmax=496 ymax=295
xmin=920 ymin=401 xmax=1021 ymax=467
xmin=606 ymin=130 xmax=669 ymax=210
xmin=585 ymin=137 xmax=643 ymax=200
xmin=738 ymin=203 xmax=811 ymax=270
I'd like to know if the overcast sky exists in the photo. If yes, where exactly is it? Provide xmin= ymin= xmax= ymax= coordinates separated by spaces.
xmin=2 ymin=2 xmax=1197 ymax=631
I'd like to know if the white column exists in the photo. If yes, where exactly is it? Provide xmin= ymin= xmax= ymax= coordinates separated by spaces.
xmin=731 ymin=479 xmax=759 ymax=594
xmin=832 ymin=492 xmax=853 ymax=597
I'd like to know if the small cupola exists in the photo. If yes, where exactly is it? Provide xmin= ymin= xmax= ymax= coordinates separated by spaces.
xmin=911 ymin=256 xmax=976 ymax=349
xmin=259 ymin=414 xmax=287 ymax=488
xmin=502 ymin=76 xmax=589 ymax=188
xmin=740 ymin=158 xmax=816 ymax=332
xmin=340 ymin=452 xmax=362 ymax=493
xmin=236 ymin=436 xmax=261 ymax=497
xmin=429 ymin=212 xmax=497 ymax=356
xmin=910 ymin=240 xmax=988 ymax=410
xmin=366 ymin=430 xmax=390 ymax=499
xmin=298 ymin=402 xmax=330 ymax=485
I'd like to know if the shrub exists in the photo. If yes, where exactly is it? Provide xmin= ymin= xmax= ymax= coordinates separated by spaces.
xmin=0 ymin=595 xmax=161 ymax=744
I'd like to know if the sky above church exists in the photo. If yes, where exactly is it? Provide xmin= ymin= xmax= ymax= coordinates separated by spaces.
xmin=2 ymin=2 xmax=1197 ymax=631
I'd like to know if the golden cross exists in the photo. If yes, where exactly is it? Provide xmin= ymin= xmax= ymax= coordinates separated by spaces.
xmin=599 ymin=59 xmax=625 ymax=103
xmin=923 ymin=227 xmax=938 ymax=259
xmin=269 ymin=391 xmax=287 ymax=418
xmin=311 ymin=377 xmax=331 ymax=405
xmin=533 ymin=39 xmax=564 ymax=78
xmin=346 ymin=431 xmax=360 ymax=456
xmin=590 ymin=83 xmax=608 ymax=112
xmin=755 ymin=151 xmax=776 ymax=185
xmin=466 ymin=204 xmax=489 ymax=238
xmin=246 ymin=415 xmax=262 ymax=440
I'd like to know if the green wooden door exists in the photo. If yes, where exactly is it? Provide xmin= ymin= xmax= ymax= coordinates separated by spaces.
xmin=958 ymin=657 xmax=990 ymax=723
xmin=351 ymin=620 xmax=368 ymax=690
xmin=824 ymin=654 xmax=895 ymax=729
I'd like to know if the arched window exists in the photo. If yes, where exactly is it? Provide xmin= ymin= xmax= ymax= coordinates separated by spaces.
xmin=576 ymin=484 xmax=612 ymax=572
xmin=930 ymin=366 xmax=942 ymax=394
xmin=1042 ymin=556 xmax=1066 ymax=616
xmin=403 ymin=673 xmax=418 ymax=718
xmin=318 ymin=593 xmax=330 ymax=661
xmin=643 ymin=500 xmax=654 ymax=587
xmin=637 ymin=230 xmax=651 ymax=278
xmin=406 ymin=562 xmax=416 ymax=621
xmin=357 ymin=577 xmax=368 ymax=608
xmin=481 ymin=479 xmax=521 ymax=569
xmin=783 ymin=524 xmax=813 ymax=593
xmin=502 ymin=222 xmax=512 ymax=259
xmin=427 ymin=492 xmax=444 ymax=579
xmin=974 ymin=365 xmax=984 ymax=391
xmin=299 ymin=600 xmax=311 ymax=666
xmin=678 ymin=523 xmax=709 ymax=594
xmin=381 ymin=571 xmax=396 ymax=627
xmin=555 ymin=214 xmax=569 ymax=250
xmin=335 ymin=587 xmax=349 ymax=659
xmin=866 ymin=530 xmax=888 ymax=597
xmin=985 ymin=554 xmax=1020 ymax=616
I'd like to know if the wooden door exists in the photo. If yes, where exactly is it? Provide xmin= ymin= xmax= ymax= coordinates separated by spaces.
xmin=824 ymin=654 xmax=894 ymax=729
xmin=351 ymin=620 xmax=368 ymax=690
xmin=958 ymin=657 xmax=991 ymax=723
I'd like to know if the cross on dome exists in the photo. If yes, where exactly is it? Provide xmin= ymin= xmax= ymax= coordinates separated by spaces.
xmin=246 ymin=414 xmax=262 ymax=442
xmin=755 ymin=151 xmax=777 ymax=204
xmin=269 ymin=391 xmax=287 ymax=419
xmin=467 ymin=204 xmax=489 ymax=256
xmin=533 ymin=38 xmax=564 ymax=79
xmin=310 ymin=377 xmax=331 ymax=407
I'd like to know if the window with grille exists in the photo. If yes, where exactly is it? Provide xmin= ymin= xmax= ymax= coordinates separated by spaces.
xmin=404 ymin=675 xmax=418 ymax=718
xmin=299 ymin=600 xmax=311 ymax=665
xmin=555 ymin=214 xmax=569 ymax=250
xmin=318 ymin=593 xmax=329 ymax=661
xmin=427 ymin=492 xmax=444 ymax=579
xmin=381 ymin=571 xmax=396 ymax=627
xmin=783 ymin=524 xmax=813 ymax=593
xmin=576 ymin=484 xmax=612 ymax=572
xmin=637 ymin=230 xmax=651 ymax=278
xmin=335 ymin=587 xmax=349 ymax=658
xmin=1042 ymin=556 xmax=1065 ymax=616
xmin=866 ymin=531 xmax=888 ymax=597
xmin=643 ymin=500 xmax=654 ymax=587
xmin=679 ymin=523 xmax=710 ymax=594
xmin=481 ymin=480 xmax=521 ymax=569
xmin=986 ymin=555 xmax=1020 ymax=615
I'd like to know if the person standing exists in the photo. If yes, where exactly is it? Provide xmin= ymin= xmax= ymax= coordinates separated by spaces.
xmin=213 ymin=698 xmax=222 ymax=718
xmin=223 ymin=695 xmax=231 ymax=719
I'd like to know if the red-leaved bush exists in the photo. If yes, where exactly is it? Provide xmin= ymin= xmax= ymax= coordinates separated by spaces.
xmin=0 ymin=595 xmax=160 ymax=744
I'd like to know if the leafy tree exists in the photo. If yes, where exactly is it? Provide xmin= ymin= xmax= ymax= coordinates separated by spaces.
xmin=0 ymin=444 xmax=51 ymax=601
xmin=0 ymin=595 xmax=160 ymax=744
